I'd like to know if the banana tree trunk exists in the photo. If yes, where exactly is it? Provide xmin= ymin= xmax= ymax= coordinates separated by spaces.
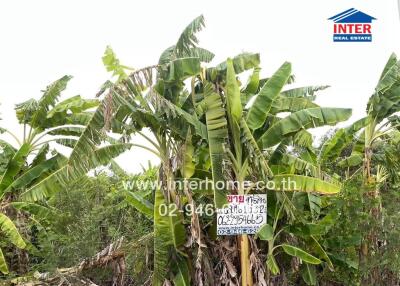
xmin=239 ymin=234 xmax=253 ymax=286
xmin=237 ymin=176 xmax=253 ymax=286
xmin=361 ymin=143 xmax=381 ymax=284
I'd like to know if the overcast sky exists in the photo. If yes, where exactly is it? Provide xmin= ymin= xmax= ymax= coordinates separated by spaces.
xmin=0 ymin=0 xmax=399 ymax=173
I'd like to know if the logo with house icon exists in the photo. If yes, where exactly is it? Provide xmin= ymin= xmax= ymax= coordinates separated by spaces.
xmin=328 ymin=8 xmax=376 ymax=42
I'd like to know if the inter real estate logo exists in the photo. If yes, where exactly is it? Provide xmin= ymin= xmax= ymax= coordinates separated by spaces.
xmin=328 ymin=8 xmax=376 ymax=42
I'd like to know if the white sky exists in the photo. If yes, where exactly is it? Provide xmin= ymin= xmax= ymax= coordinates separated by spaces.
xmin=0 ymin=0 xmax=399 ymax=173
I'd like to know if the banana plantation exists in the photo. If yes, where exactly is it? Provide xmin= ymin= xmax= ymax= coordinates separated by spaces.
xmin=1 ymin=16 xmax=400 ymax=286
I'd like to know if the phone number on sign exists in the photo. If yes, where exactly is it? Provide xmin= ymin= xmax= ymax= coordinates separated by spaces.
xmin=158 ymin=203 xmax=215 ymax=217
xmin=217 ymin=214 xmax=265 ymax=225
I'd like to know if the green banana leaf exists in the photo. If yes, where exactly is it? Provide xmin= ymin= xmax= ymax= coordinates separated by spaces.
xmin=241 ymin=119 xmax=272 ymax=177
xmin=301 ymin=264 xmax=317 ymax=285
xmin=320 ymin=117 xmax=367 ymax=162
xmin=144 ymin=91 xmax=208 ymax=139
xmin=226 ymin=58 xmax=243 ymax=121
xmin=174 ymin=15 xmax=205 ymax=57
xmin=125 ymin=191 xmax=154 ymax=219
xmin=10 ymin=202 xmax=58 ymax=219
xmin=30 ymin=144 xmax=49 ymax=167
xmin=247 ymin=62 xmax=292 ymax=130
xmin=29 ymin=75 xmax=72 ymax=128
xmin=308 ymin=236 xmax=334 ymax=270
xmin=367 ymin=53 xmax=400 ymax=122
xmin=21 ymin=143 xmax=133 ymax=202
xmin=281 ymin=244 xmax=321 ymax=264
xmin=47 ymin=126 xmax=85 ymax=137
xmin=242 ymin=67 xmax=260 ymax=94
xmin=166 ymin=57 xmax=201 ymax=83
xmin=208 ymin=53 xmax=260 ymax=79
xmin=0 ymin=248 xmax=8 ymax=274
xmin=47 ymin=95 xmax=99 ymax=118
xmin=376 ymin=53 xmax=399 ymax=93
xmin=337 ymin=153 xmax=363 ymax=168
xmin=270 ymin=96 xmax=318 ymax=114
xmin=272 ymin=175 xmax=341 ymax=194
xmin=266 ymin=254 xmax=280 ymax=275
xmin=5 ymin=155 xmax=64 ymax=193
xmin=204 ymin=83 xmax=228 ymax=208
xmin=280 ymin=154 xmax=319 ymax=177
xmin=0 ymin=213 xmax=26 ymax=249
xmin=259 ymin=107 xmax=352 ymax=148
xmin=256 ymin=223 xmax=274 ymax=241
xmin=0 ymin=143 xmax=31 ymax=197
xmin=153 ymin=189 xmax=186 ymax=286
xmin=281 ymin=85 xmax=329 ymax=100
xmin=159 ymin=15 xmax=213 ymax=64
xmin=102 ymin=46 xmax=129 ymax=80
xmin=183 ymin=132 xmax=195 ymax=179
xmin=173 ymin=257 xmax=191 ymax=286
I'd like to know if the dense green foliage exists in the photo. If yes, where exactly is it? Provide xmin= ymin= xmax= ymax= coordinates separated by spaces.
xmin=0 ymin=15 xmax=399 ymax=286
xmin=35 ymin=172 xmax=153 ymax=285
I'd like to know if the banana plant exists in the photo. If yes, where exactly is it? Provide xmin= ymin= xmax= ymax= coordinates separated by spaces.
xmin=205 ymin=56 xmax=349 ymax=285
xmin=99 ymin=15 xmax=353 ymax=286
xmin=320 ymin=54 xmax=400 ymax=177
xmin=98 ymin=16 xmax=214 ymax=285
xmin=0 ymin=213 xmax=26 ymax=274
xmin=255 ymin=189 xmax=336 ymax=286
xmin=0 ymin=77 xmax=132 ymax=274
xmin=318 ymin=53 xmax=400 ymax=282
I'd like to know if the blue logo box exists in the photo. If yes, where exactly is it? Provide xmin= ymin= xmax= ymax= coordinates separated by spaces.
xmin=333 ymin=34 xmax=372 ymax=42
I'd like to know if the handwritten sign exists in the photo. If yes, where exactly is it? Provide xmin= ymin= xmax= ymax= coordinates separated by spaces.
xmin=216 ymin=194 xmax=267 ymax=235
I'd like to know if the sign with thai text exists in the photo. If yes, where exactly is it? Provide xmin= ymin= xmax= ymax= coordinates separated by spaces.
xmin=217 ymin=194 xmax=267 ymax=235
